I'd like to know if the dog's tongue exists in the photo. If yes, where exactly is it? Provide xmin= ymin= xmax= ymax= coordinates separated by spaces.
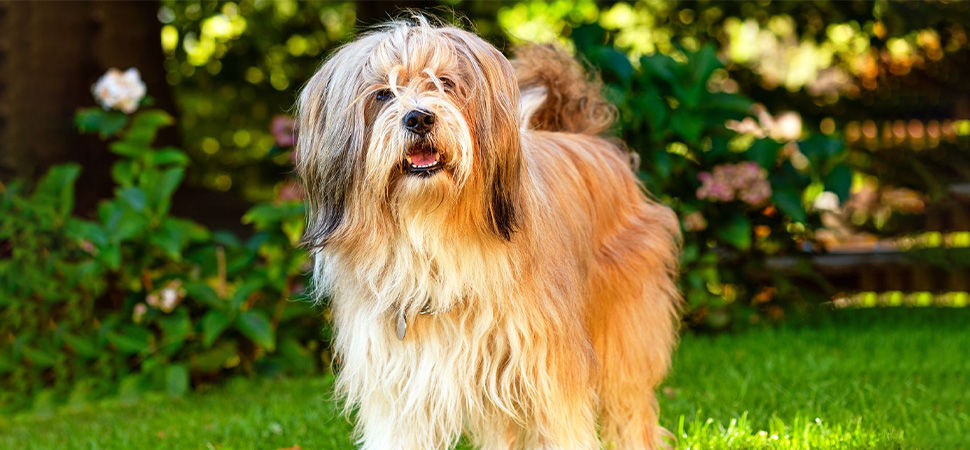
xmin=409 ymin=148 xmax=437 ymax=167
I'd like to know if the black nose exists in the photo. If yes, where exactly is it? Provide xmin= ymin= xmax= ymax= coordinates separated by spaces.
xmin=403 ymin=110 xmax=435 ymax=135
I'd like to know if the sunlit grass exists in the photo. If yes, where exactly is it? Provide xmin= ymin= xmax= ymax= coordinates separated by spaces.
xmin=673 ymin=413 xmax=899 ymax=449
xmin=2 ymin=308 xmax=966 ymax=448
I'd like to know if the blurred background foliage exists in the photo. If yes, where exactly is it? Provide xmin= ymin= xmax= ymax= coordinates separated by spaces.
xmin=2 ymin=0 xmax=969 ymax=411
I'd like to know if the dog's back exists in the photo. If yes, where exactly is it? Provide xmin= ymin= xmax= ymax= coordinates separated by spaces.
xmin=513 ymin=44 xmax=682 ymax=449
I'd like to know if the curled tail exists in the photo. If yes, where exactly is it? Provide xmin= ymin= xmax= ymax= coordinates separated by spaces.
xmin=512 ymin=44 xmax=616 ymax=136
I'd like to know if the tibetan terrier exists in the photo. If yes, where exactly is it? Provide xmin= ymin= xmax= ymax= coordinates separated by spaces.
xmin=296 ymin=16 xmax=681 ymax=450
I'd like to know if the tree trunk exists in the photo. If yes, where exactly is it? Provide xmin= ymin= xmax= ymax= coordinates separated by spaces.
xmin=0 ymin=1 xmax=176 ymax=213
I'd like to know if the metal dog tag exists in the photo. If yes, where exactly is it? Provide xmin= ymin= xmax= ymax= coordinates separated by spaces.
xmin=395 ymin=310 xmax=407 ymax=340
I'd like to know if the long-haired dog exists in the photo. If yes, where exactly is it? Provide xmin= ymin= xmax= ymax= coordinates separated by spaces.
xmin=296 ymin=16 xmax=681 ymax=450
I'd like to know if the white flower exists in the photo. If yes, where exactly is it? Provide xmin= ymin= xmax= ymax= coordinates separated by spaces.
xmin=146 ymin=280 xmax=186 ymax=313
xmin=813 ymin=191 xmax=840 ymax=212
xmin=91 ymin=68 xmax=146 ymax=114
xmin=771 ymin=112 xmax=803 ymax=141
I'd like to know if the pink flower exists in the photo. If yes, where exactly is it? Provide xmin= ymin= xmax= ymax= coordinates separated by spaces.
xmin=697 ymin=162 xmax=772 ymax=206
xmin=276 ymin=180 xmax=304 ymax=202
xmin=132 ymin=303 xmax=147 ymax=323
xmin=271 ymin=115 xmax=297 ymax=148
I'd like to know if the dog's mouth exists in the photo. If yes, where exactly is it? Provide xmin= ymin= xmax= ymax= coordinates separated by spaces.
xmin=403 ymin=141 xmax=443 ymax=176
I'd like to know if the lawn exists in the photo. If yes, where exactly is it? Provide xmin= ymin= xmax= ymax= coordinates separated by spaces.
xmin=2 ymin=308 xmax=967 ymax=449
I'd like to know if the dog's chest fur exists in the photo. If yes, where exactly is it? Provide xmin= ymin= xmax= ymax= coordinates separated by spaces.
xmin=319 ymin=228 xmax=534 ymax=446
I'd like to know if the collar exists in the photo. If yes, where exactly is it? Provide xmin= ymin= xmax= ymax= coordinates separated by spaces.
xmin=394 ymin=303 xmax=437 ymax=340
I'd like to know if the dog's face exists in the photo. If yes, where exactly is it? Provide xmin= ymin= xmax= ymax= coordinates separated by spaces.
xmin=297 ymin=19 xmax=521 ymax=248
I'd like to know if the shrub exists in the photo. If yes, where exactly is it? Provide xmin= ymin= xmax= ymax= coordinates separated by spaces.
xmin=0 ymin=100 xmax=321 ymax=413
xmin=573 ymin=25 xmax=851 ymax=329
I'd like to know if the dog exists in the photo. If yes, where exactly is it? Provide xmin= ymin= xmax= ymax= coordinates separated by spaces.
xmin=295 ymin=16 xmax=681 ymax=450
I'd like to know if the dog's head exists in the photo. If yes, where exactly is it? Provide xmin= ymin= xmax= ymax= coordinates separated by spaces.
xmin=296 ymin=17 xmax=521 ymax=248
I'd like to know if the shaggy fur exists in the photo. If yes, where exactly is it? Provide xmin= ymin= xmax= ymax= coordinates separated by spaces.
xmin=296 ymin=17 xmax=681 ymax=450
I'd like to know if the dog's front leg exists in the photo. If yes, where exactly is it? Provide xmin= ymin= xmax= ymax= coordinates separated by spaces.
xmin=353 ymin=391 xmax=462 ymax=450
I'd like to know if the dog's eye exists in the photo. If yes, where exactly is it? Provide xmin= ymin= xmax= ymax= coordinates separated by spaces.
xmin=439 ymin=77 xmax=455 ymax=92
xmin=375 ymin=89 xmax=393 ymax=102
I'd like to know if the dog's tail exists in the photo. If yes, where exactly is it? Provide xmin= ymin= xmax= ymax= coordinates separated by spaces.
xmin=512 ymin=44 xmax=616 ymax=136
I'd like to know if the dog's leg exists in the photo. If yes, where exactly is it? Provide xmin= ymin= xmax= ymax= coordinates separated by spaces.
xmin=587 ymin=203 xmax=680 ymax=450
xmin=526 ymin=336 xmax=600 ymax=449
xmin=353 ymin=394 xmax=462 ymax=450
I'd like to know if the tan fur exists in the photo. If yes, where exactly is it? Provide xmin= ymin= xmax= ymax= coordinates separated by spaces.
xmin=296 ymin=16 xmax=681 ymax=450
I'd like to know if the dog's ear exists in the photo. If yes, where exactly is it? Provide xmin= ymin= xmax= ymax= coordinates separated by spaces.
xmin=447 ymin=30 xmax=522 ymax=241
xmin=295 ymin=41 xmax=371 ymax=247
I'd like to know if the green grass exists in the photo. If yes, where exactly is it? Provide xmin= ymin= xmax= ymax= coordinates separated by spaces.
xmin=3 ymin=308 xmax=967 ymax=449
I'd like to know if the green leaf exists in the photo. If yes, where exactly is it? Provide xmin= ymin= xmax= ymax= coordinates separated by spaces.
xmin=191 ymin=341 xmax=238 ymax=372
xmin=117 ymin=374 xmax=146 ymax=400
xmin=159 ymin=309 xmax=191 ymax=355
xmin=125 ymin=110 xmax=174 ymax=146
xmin=230 ymin=279 xmax=264 ymax=311
xmin=21 ymin=346 xmax=57 ymax=368
xmin=151 ymin=167 xmax=184 ymax=215
xmin=747 ymin=139 xmax=782 ymax=169
xmin=670 ymin=110 xmax=704 ymax=143
xmin=652 ymin=150 xmax=672 ymax=179
xmin=111 ymin=160 xmax=137 ymax=186
xmin=824 ymin=164 xmax=853 ymax=202
xmin=242 ymin=204 xmax=286 ymax=228
xmin=593 ymin=47 xmax=634 ymax=82
xmin=33 ymin=164 xmax=81 ymax=219
xmin=688 ymin=45 xmax=722 ymax=86
xmin=798 ymin=135 xmax=845 ymax=168
xmin=201 ymin=310 xmax=232 ymax=347
xmin=109 ymin=141 xmax=147 ymax=158
xmin=118 ymin=186 xmax=148 ymax=212
xmin=235 ymin=311 xmax=275 ymax=351
xmin=278 ymin=338 xmax=315 ymax=374
xmin=571 ymin=23 xmax=605 ymax=53
xmin=100 ymin=243 xmax=122 ymax=270
xmin=61 ymin=333 xmax=100 ymax=359
xmin=185 ymin=281 xmax=222 ymax=309
xmin=703 ymin=92 xmax=754 ymax=117
xmin=165 ymin=364 xmax=189 ymax=396
xmin=150 ymin=217 xmax=198 ymax=261
xmin=716 ymin=213 xmax=752 ymax=250
xmin=633 ymin=87 xmax=668 ymax=140
xmin=106 ymin=326 xmax=152 ymax=354
xmin=772 ymin=187 xmax=807 ymax=223
xmin=282 ymin=216 xmax=305 ymax=245
xmin=683 ymin=45 xmax=722 ymax=106
xmin=640 ymin=53 xmax=678 ymax=86
xmin=98 ymin=201 xmax=148 ymax=242
xmin=75 ymin=108 xmax=128 ymax=138
xmin=148 ymin=147 xmax=189 ymax=166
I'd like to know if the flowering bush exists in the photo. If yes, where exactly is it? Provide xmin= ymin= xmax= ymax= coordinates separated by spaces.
xmin=573 ymin=25 xmax=851 ymax=328
xmin=0 ymin=71 xmax=321 ymax=412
